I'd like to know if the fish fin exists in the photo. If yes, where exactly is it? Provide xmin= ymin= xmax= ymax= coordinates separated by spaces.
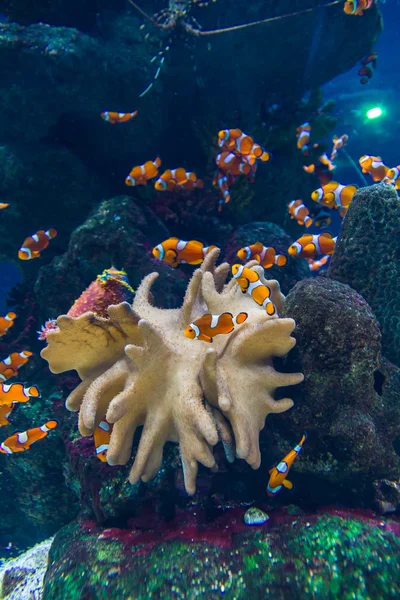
xmin=198 ymin=334 xmax=213 ymax=343
xmin=252 ymin=242 xmax=264 ymax=254
xmin=282 ymin=479 xmax=293 ymax=489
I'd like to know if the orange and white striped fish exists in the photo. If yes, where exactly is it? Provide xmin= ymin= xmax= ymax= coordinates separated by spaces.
xmin=101 ymin=110 xmax=138 ymax=124
xmin=125 ymin=157 xmax=161 ymax=186
xmin=384 ymin=166 xmax=400 ymax=190
xmin=236 ymin=242 xmax=287 ymax=268
xmin=307 ymin=255 xmax=330 ymax=271
xmin=93 ymin=419 xmax=112 ymax=462
xmin=288 ymin=200 xmax=313 ymax=228
xmin=18 ymin=229 xmax=57 ymax=260
xmin=218 ymin=129 xmax=270 ymax=162
xmin=344 ymin=0 xmax=373 ymax=16
xmin=231 ymin=265 xmax=276 ymax=315
xmin=0 ymin=312 xmax=16 ymax=338
xmin=0 ymin=404 xmax=15 ymax=426
xmin=267 ymin=433 xmax=307 ymax=496
xmin=154 ymin=168 xmax=203 ymax=192
xmin=331 ymin=134 xmax=348 ymax=161
xmin=288 ymin=232 xmax=337 ymax=259
xmin=296 ymin=122 xmax=311 ymax=155
xmin=0 ymin=351 xmax=33 ymax=382
xmin=215 ymin=151 xmax=252 ymax=176
xmin=0 ymin=203 xmax=9 ymax=210
xmin=184 ymin=312 xmax=248 ymax=343
xmin=0 ymin=383 xmax=40 ymax=406
xmin=311 ymin=181 xmax=358 ymax=217
xmin=152 ymin=238 xmax=218 ymax=268
xmin=359 ymin=155 xmax=389 ymax=182
xmin=0 ymin=420 xmax=58 ymax=454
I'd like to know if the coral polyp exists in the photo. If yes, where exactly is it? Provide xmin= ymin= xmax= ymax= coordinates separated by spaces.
xmin=41 ymin=250 xmax=303 ymax=494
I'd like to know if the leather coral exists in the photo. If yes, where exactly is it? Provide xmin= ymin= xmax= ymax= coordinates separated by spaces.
xmin=41 ymin=250 xmax=303 ymax=494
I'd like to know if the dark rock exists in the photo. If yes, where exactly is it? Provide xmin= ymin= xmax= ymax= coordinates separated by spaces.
xmin=222 ymin=221 xmax=310 ymax=294
xmin=329 ymin=183 xmax=400 ymax=367
xmin=374 ymin=479 xmax=400 ymax=515
xmin=279 ymin=277 xmax=400 ymax=497
xmin=42 ymin=508 xmax=400 ymax=599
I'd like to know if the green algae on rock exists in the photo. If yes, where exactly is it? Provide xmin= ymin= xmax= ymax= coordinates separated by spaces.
xmin=42 ymin=512 xmax=400 ymax=599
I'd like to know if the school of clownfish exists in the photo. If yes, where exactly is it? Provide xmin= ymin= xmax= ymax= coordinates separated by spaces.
xmin=0 ymin=0 xmax=391 ymax=492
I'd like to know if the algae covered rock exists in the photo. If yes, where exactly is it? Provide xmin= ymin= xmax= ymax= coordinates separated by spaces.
xmin=42 ymin=509 xmax=400 ymax=599
xmin=0 ymin=537 xmax=52 ymax=600
xmin=329 ymin=183 xmax=400 ymax=367
xmin=279 ymin=277 xmax=400 ymax=497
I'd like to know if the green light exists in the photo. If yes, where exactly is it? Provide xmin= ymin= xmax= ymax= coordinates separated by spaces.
xmin=366 ymin=107 xmax=382 ymax=119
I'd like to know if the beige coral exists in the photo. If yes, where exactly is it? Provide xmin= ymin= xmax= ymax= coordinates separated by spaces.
xmin=41 ymin=250 xmax=303 ymax=494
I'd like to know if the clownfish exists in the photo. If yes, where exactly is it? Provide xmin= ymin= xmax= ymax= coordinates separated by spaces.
xmin=267 ymin=433 xmax=307 ymax=496
xmin=0 ymin=383 xmax=40 ymax=406
xmin=0 ymin=312 xmax=16 ymax=338
xmin=152 ymin=237 xmax=218 ymax=268
xmin=307 ymin=255 xmax=330 ymax=271
xmin=0 ymin=351 xmax=33 ymax=382
xmin=0 ymin=203 xmax=8 ymax=210
xmin=93 ymin=419 xmax=112 ymax=462
xmin=359 ymin=65 xmax=374 ymax=85
xmin=125 ymin=157 xmax=161 ymax=186
xmin=18 ymin=229 xmax=57 ymax=260
xmin=184 ymin=312 xmax=248 ymax=343
xmin=0 ymin=404 xmax=15 ymax=427
xmin=331 ymin=134 xmax=348 ymax=161
xmin=311 ymin=181 xmax=358 ymax=217
xmin=296 ymin=122 xmax=311 ymax=155
xmin=344 ymin=0 xmax=373 ymax=16
xmin=313 ymin=208 xmax=332 ymax=229
xmin=359 ymin=155 xmax=389 ymax=182
xmin=216 ymin=152 xmax=252 ymax=176
xmin=288 ymin=232 xmax=337 ymax=259
xmin=101 ymin=110 xmax=138 ymax=124
xmin=154 ymin=168 xmax=203 ymax=192
xmin=0 ymin=420 xmax=58 ymax=454
xmin=231 ymin=265 xmax=276 ymax=315
xmin=218 ymin=129 xmax=270 ymax=162
xmin=237 ymin=242 xmax=287 ymax=268
xmin=288 ymin=200 xmax=313 ymax=228
xmin=384 ymin=166 xmax=400 ymax=190
xmin=213 ymin=171 xmax=233 ymax=210
xmin=362 ymin=51 xmax=378 ymax=69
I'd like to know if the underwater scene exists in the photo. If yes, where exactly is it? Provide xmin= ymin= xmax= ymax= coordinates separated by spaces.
xmin=0 ymin=0 xmax=400 ymax=598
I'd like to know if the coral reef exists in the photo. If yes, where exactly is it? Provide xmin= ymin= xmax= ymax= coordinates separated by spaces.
xmin=41 ymin=250 xmax=303 ymax=495
xmin=223 ymin=221 xmax=310 ymax=294
xmin=278 ymin=277 xmax=400 ymax=500
xmin=42 ymin=508 xmax=400 ymax=599
xmin=0 ymin=537 xmax=52 ymax=600
xmin=329 ymin=183 xmax=400 ymax=367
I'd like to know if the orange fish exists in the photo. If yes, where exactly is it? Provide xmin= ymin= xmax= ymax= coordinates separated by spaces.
xmin=359 ymin=65 xmax=374 ymax=84
xmin=331 ymin=134 xmax=348 ymax=161
xmin=0 ymin=404 xmax=15 ymax=427
xmin=231 ymin=265 xmax=276 ymax=315
xmin=125 ymin=157 xmax=161 ymax=186
xmin=0 ymin=203 xmax=9 ymax=210
xmin=101 ymin=110 xmax=138 ymax=124
xmin=0 ymin=351 xmax=33 ymax=382
xmin=218 ymin=129 xmax=270 ymax=162
xmin=213 ymin=171 xmax=233 ymax=210
xmin=359 ymin=155 xmax=389 ymax=181
xmin=384 ymin=166 xmax=400 ymax=190
xmin=288 ymin=232 xmax=337 ymax=259
xmin=311 ymin=181 xmax=358 ymax=217
xmin=288 ymin=200 xmax=313 ymax=228
xmin=184 ymin=312 xmax=248 ymax=343
xmin=93 ymin=419 xmax=112 ymax=462
xmin=0 ymin=312 xmax=16 ymax=338
xmin=216 ymin=152 xmax=252 ymax=176
xmin=313 ymin=208 xmax=332 ymax=229
xmin=344 ymin=0 xmax=373 ymax=16
xmin=236 ymin=242 xmax=287 ymax=268
xmin=296 ymin=122 xmax=311 ymax=155
xmin=152 ymin=237 xmax=218 ymax=268
xmin=18 ymin=229 xmax=57 ymax=260
xmin=0 ymin=420 xmax=57 ymax=454
xmin=267 ymin=433 xmax=307 ymax=496
xmin=154 ymin=168 xmax=203 ymax=191
xmin=307 ymin=255 xmax=330 ymax=271
xmin=0 ymin=383 xmax=40 ymax=406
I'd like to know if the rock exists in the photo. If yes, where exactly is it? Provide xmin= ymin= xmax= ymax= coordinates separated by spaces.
xmin=278 ymin=277 xmax=400 ymax=499
xmin=244 ymin=507 xmax=269 ymax=526
xmin=329 ymin=183 xmax=400 ymax=367
xmin=42 ymin=509 xmax=400 ymax=599
xmin=222 ymin=221 xmax=310 ymax=294
xmin=374 ymin=479 xmax=400 ymax=515
xmin=0 ymin=537 xmax=52 ymax=600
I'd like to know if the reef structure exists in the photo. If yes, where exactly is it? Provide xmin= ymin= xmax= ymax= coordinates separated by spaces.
xmin=41 ymin=250 xmax=303 ymax=494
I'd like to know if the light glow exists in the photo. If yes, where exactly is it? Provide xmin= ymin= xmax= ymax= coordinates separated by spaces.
xmin=366 ymin=107 xmax=383 ymax=119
